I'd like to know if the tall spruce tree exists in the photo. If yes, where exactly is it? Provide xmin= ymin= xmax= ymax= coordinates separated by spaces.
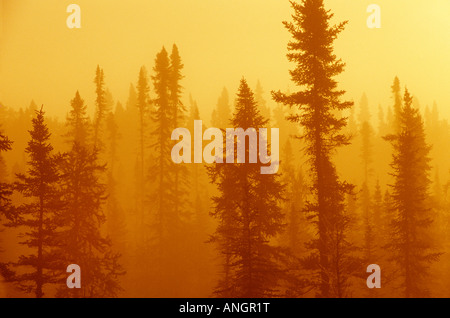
xmin=148 ymin=47 xmax=183 ymax=296
xmin=272 ymin=0 xmax=358 ymax=297
xmin=64 ymin=91 xmax=90 ymax=146
xmin=209 ymin=78 xmax=285 ymax=297
xmin=150 ymin=46 xmax=174 ymax=236
xmin=93 ymin=65 xmax=108 ymax=149
xmin=384 ymin=88 xmax=440 ymax=297
xmin=57 ymin=91 xmax=124 ymax=297
xmin=169 ymin=44 xmax=190 ymax=224
xmin=2 ymin=108 xmax=62 ymax=298
xmin=136 ymin=66 xmax=151 ymax=228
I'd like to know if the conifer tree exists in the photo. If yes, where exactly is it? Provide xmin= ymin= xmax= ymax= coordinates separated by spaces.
xmin=136 ymin=66 xmax=151 ymax=227
xmin=169 ymin=44 xmax=186 ymax=126
xmin=150 ymin=46 xmax=174 ymax=232
xmin=169 ymin=44 xmax=190 ymax=223
xmin=211 ymin=87 xmax=232 ymax=129
xmin=93 ymin=65 xmax=108 ymax=148
xmin=384 ymin=88 xmax=440 ymax=297
xmin=57 ymin=92 xmax=124 ymax=297
xmin=148 ymin=47 xmax=183 ymax=295
xmin=272 ymin=0 xmax=357 ymax=297
xmin=209 ymin=78 xmax=285 ymax=297
xmin=2 ymin=108 xmax=62 ymax=298
xmin=64 ymin=91 xmax=90 ymax=146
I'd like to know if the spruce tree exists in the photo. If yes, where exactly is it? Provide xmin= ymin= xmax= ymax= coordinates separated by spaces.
xmin=93 ymin=65 xmax=108 ymax=148
xmin=209 ymin=78 xmax=285 ymax=297
xmin=148 ymin=47 xmax=184 ymax=296
xmin=150 ymin=46 xmax=174 ymax=235
xmin=2 ymin=108 xmax=62 ymax=298
xmin=211 ymin=87 xmax=232 ymax=129
xmin=384 ymin=88 xmax=440 ymax=297
xmin=57 ymin=91 xmax=124 ymax=297
xmin=169 ymin=44 xmax=190 ymax=225
xmin=136 ymin=66 xmax=151 ymax=228
xmin=64 ymin=91 xmax=90 ymax=146
xmin=272 ymin=0 xmax=357 ymax=297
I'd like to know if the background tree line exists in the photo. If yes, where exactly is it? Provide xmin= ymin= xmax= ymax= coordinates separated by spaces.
xmin=1 ymin=0 xmax=450 ymax=298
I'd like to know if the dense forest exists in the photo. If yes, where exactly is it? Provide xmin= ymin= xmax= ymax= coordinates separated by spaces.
xmin=1 ymin=0 xmax=450 ymax=298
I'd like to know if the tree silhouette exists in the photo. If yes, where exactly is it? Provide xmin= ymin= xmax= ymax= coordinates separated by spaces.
xmin=169 ymin=44 xmax=190 ymax=229
xmin=64 ymin=91 xmax=90 ymax=146
xmin=2 ymin=108 xmax=63 ymax=298
xmin=93 ymin=65 xmax=109 ymax=149
xmin=136 ymin=66 xmax=151 ymax=229
xmin=211 ymin=87 xmax=232 ymax=129
xmin=272 ymin=0 xmax=358 ymax=297
xmin=57 ymin=92 xmax=124 ymax=297
xmin=384 ymin=88 xmax=440 ymax=297
xmin=209 ymin=78 xmax=285 ymax=297
xmin=147 ymin=46 xmax=187 ymax=296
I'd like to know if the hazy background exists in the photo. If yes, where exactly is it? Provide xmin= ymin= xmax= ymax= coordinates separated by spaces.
xmin=1 ymin=0 xmax=450 ymax=121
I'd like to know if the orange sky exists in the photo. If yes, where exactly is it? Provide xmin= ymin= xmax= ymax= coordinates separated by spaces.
xmin=1 ymin=0 xmax=450 ymax=123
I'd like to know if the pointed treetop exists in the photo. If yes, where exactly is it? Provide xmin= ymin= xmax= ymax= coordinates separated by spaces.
xmin=232 ymin=78 xmax=266 ymax=129
xmin=391 ymin=76 xmax=400 ymax=93
xmin=358 ymin=92 xmax=370 ymax=124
